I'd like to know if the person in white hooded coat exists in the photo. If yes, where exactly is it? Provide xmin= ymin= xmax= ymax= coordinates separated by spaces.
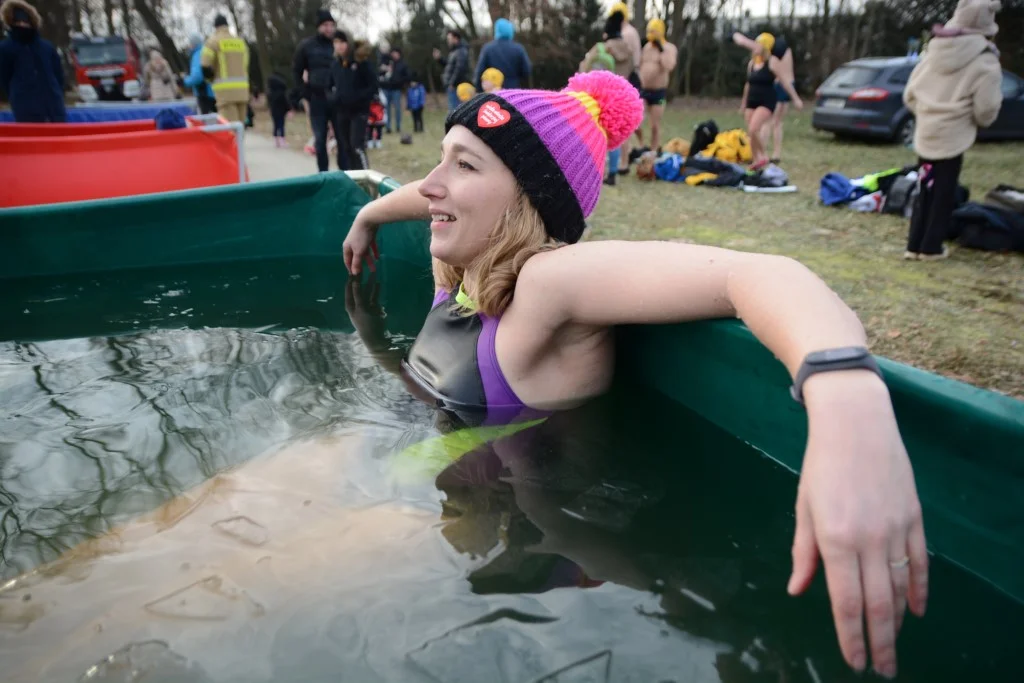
xmin=902 ymin=0 xmax=1003 ymax=260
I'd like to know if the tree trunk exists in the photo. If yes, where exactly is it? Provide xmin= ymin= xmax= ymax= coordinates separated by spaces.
xmin=251 ymin=0 xmax=272 ymax=90
xmin=132 ymin=0 xmax=185 ymax=70
xmin=710 ymin=0 xmax=727 ymax=96
xmin=684 ymin=21 xmax=694 ymax=96
xmin=862 ymin=2 xmax=876 ymax=58
xmin=70 ymin=0 xmax=83 ymax=32
xmin=120 ymin=0 xmax=131 ymax=36
xmin=226 ymin=0 xmax=243 ymax=38
xmin=450 ymin=0 xmax=478 ymax=38
xmin=104 ymin=0 xmax=115 ymax=35
xmin=667 ymin=0 xmax=685 ymax=99
xmin=633 ymin=0 xmax=646 ymax=40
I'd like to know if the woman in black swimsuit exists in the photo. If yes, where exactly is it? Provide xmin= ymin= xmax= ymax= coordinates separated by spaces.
xmin=740 ymin=33 xmax=791 ymax=170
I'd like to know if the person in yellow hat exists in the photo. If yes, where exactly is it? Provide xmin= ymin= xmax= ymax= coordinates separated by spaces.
xmin=456 ymin=81 xmax=476 ymax=102
xmin=734 ymin=30 xmax=802 ymax=165
xmin=480 ymin=67 xmax=504 ymax=93
xmin=637 ymin=17 xmax=678 ymax=153
xmin=607 ymin=2 xmax=642 ymax=175
xmin=738 ymin=32 xmax=803 ymax=169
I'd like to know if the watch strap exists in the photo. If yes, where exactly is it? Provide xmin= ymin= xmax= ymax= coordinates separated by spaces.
xmin=790 ymin=347 xmax=884 ymax=404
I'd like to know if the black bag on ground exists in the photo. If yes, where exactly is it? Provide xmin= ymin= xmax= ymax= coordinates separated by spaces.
xmin=881 ymin=173 xmax=917 ymax=216
xmin=690 ymin=120 xmax=719 ymax=157
xmin=984 ymin=185 xmax=1024 ymax=214
xmin=947 ymin=202 xmax=1024 ymax=252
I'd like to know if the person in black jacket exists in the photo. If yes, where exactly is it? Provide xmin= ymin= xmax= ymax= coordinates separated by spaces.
xmin=380 ymin=47 xmax=410 ymax=134
xmin=329 ymin=32 xmax=377 ymax=171
xmin=292 ymin=9 xmax=344 ymax=171
xmin=433 ymin=29 xmax=469 ymax=112
xmin=266 ymin=71 xmax=290 ymax=146
xmin=0 ymin=0 xmax=66 ymax=123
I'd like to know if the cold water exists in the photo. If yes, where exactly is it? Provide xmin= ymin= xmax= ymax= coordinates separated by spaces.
xmin=0 ymin=257 xmax=1020 ymax=682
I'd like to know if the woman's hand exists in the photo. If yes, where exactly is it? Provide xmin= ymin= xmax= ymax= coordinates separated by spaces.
xmin=788 ymin=371 xmax=928 ymax=679
xmin=343 ymin=208 xmax=381 ymax=276
xmin=344 ymin=276 xmax=387 ymax=347
xmin=792 ymin=96 xmax=805 ymax=111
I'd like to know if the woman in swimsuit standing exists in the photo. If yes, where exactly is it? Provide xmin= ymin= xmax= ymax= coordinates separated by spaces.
xmin=734 ymin=31 xmax=803 ymax=164
xmin=740 ymin=33 xmax=801 ymax=169
xmin=343 ymin=70 xmax=926 ymax=680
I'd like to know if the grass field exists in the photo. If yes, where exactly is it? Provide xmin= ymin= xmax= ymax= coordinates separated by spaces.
xmin=256 ymin=98 xmax=1024 ymax=399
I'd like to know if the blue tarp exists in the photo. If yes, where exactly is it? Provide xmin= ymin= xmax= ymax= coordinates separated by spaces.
xmin=0 ymin=101 xmax=196 ymax=123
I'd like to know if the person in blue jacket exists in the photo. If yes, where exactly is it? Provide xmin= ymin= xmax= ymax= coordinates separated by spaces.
xmin=472 ymin=18 xmax=531 ymax=90
xmin=0 ymin=0 xmax=66 ymax=123
xmin=182 ymin=32 xmax=217 ymax=114
xmin=405 ymin=74 xmax=425 ymax=133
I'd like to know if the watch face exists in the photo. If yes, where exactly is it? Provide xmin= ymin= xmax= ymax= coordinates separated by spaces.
xmin=811 ymin=347 xmax=867 ymax=364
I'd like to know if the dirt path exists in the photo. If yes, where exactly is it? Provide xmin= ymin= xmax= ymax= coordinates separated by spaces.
xmin=243 ymin=131 xmax=319 ymax=182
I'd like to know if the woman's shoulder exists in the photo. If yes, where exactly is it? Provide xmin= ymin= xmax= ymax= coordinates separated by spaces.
xmin=513 ymin=246 xmax=580 ymax=301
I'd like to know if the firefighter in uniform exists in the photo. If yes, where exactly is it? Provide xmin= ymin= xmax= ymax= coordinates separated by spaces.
xmin=200 ymin=15 xmax=250 ymax=123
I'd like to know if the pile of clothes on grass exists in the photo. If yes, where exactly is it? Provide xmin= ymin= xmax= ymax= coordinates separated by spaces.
xmin=948 ymin=184 xmax=1024 ymax=253
xmin=632 ymin=120 xmax=796 ymax=193
xmin=817 ymin=165 xmax=960 ymax=217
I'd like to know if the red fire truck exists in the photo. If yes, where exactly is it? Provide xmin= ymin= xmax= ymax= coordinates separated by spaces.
xmin=69 ymin=33 xmax=142 ymax=102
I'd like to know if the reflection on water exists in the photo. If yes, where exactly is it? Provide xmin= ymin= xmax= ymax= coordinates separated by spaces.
xmin=0 ymin=327 xmax=428 ymax=580
xmin=1 ymin=258 xmax=1021 ymax=683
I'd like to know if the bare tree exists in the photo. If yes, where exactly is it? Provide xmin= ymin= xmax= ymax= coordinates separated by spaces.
xmin=633 ymin=0 xmax=647 ymax=37
xmin=104 ymin=0 xmax=115 ymax=34
xmin=132 ymin=0 xmax=185 ymax=69
xmin=440 ymin=0 xmax=479 ymax=37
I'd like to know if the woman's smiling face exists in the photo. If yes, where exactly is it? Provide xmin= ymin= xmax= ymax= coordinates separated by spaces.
xmin=418 ymin=125 xmax=518 ymax=267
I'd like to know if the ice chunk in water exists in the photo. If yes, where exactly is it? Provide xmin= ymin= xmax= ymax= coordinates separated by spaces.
xmin=77 ymin=640 xmax=212 ymax=683
xmin=143 ymin=576 xmax=264 ymax=621
xmin=211 ymin=515 xmax=269 ymax=547
xmin=534 ymin=650 xmax=612 ymax=682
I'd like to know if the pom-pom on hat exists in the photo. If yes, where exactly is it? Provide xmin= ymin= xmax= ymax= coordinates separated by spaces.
xmin=445 ymin=71 xmax=643 ymax=244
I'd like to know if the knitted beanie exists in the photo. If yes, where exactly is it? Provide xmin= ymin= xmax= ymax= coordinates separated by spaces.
xmin=608 ymin=1 xmax=630 ymax=19
xmin=316 ymin=9 xmax=336 ymax=27
xmin=445 ymin=71 xmax=643 ymax=244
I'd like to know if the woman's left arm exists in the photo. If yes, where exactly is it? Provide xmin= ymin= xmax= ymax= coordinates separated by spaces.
xmin=519 ymin=240 xmax=927 ymax=678
xmin=522 ymin=240 xmax=865 ymax=373
xmin=770 ymin=56 xmax=803 ymax=109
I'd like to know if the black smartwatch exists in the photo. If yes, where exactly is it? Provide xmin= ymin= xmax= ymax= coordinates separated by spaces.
xmin=790 ymin=346 xmax=884 ymax=404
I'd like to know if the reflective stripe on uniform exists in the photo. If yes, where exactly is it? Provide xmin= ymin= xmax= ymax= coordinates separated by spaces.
xmin=212 ymin=77 xmax=249 ymax=91
xmin=217 ymin=38 xmax=248 ymax=79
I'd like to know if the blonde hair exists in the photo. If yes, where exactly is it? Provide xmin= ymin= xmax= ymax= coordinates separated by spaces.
xmin=434 ymin=191 xmax=562 ymax=317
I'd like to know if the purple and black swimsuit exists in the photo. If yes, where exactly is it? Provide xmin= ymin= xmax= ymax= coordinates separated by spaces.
xmin=401 ymin=286 xmax=531 ymax=425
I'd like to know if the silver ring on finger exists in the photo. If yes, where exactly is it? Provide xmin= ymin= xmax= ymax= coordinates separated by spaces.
xmin=889 ymin=555 xmax=910 ymax=570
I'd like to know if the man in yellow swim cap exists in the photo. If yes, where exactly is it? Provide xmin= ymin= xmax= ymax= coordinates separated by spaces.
xmin=637 ymin=17 xmax=678 ymax=153
xmin=481 ymin=67 xmax=504 ymax=93
xmin=606 ymin=1 xmax=642 ymax=174
xmin=456 ymin=81 xmax=476 ymax=102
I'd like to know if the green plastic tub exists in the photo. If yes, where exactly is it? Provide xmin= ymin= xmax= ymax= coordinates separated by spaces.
xmin=1 ymin=172 xmax=1022 ymax=681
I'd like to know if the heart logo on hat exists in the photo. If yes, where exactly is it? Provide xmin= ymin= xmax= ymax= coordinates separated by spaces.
xmin=477 ymin=101 xmax=511 ymax=128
